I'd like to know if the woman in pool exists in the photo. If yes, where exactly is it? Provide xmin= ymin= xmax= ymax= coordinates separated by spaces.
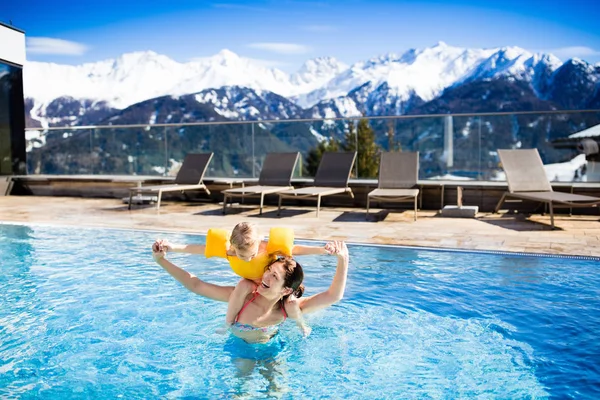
xmin=152 ymin=240 xmax=349 ymax=344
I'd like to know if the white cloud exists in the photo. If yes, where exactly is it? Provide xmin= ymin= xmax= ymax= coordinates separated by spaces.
xmin=545 ymin=46 xmax=600 ymax=60
xmin=302 ymin=25 xmax=337 ymax=32
xmin=27 ymin=37 xmax=88 ymax=56
xmin=247 ymin=42 xmax=312 ymax=55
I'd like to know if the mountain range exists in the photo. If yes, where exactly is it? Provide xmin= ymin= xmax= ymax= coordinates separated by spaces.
xmin=24 ymin=42 xmax=600 ymax=128
xmin=21 ymin=42 xmax=600 ymax=178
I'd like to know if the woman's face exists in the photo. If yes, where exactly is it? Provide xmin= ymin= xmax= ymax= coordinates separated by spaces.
xmin=256 ymin=261 xmax=289 ymax=298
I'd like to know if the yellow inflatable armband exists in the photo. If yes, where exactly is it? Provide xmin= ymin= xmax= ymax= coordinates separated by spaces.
xmin=266 ymin=227 xmax=294 ymax=256
xmin=204 ymin=228 xmax=230 ymax=258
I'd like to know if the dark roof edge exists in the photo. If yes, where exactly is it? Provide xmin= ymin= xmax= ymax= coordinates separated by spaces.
xmin=0 ymin=21 xmax=25 ymax=34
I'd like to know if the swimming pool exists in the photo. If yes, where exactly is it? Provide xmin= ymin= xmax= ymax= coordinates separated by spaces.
xmin=1 ymin=223 xmax=599 ymax=399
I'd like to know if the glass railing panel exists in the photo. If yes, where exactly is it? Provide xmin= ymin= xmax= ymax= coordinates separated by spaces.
xmin=388 ymin=116 xmax=445 ymax=180
xmin=482 ymin=111 xmax=600 ymax=183
xmin=248 ymin=120 xmax=313 ymax=178
xmin=27 ymin=128 xmax=92 ymax=174
xmin=165 ymin=124 xmax=213 ymax=176
xmin=169 ymin=122 xmax=254 ymax=178
xmin=89 ymin=126 xmax=165 ymax=175
xmin=302 ymin=118 xmax=349 ymax=178
xmin=23 ymin=110 xmax=600 ymax=181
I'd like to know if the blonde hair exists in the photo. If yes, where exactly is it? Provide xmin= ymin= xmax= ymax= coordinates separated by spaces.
xmin=230 ymin=222 xmax=260 ymax=250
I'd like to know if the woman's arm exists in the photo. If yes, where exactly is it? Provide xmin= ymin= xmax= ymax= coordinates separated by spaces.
xmin=284 ymin=295 xmax=312 ymax=337
xmin=153 ymin=251 xmax=234 ymax=302
xmin=298 ymin=241 xmax=349 ymax=315
xmin=292 ymin=244 xmax=330 ymax=256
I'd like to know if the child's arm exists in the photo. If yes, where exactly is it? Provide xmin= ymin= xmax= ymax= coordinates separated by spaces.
xmin=284 ymin=295 xmax=312 ymax=337
xmin=225 ymin=279 xmax=257 ymax=326
xmin=153 ymin=239 xmax=206 ymax=255
xmin=292 ymin=244 xmax=332 ymax=256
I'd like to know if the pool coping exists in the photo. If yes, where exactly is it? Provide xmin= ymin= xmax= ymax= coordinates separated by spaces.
xmin=3 ymin=220 xmax=599 ymax=262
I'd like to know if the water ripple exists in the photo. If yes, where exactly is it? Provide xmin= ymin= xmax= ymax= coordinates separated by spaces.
xmin=0 ymin=224 xmax=599 ymax=398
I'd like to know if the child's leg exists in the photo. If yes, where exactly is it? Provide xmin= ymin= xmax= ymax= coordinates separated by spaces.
xmin=225 ymin=278 xmax=257 ymax=325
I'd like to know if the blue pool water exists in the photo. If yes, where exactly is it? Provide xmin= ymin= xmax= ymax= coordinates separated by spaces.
xmin=1 ymin=223 xmax=599 ymax=399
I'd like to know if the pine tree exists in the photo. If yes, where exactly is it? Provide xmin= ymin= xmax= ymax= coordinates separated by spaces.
xmin=305 ymin=138 xmax=340 ymax=176
xmin=387 ymin=120 xmax=395 ymax=151
xmin=342 ymin=119 xmax=380 ymax=178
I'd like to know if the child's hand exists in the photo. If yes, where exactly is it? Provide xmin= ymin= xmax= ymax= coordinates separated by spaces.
xmin=324 ymin=242 xmax=336 ymax=255
xmin=325 ymin=241 xmax=349 ymax=259
xmin=152 ymin=239 xmax=173 ymax=253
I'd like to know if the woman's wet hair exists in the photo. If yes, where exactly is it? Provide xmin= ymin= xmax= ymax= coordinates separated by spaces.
xmin=266 ymin=256 xmax=305 ymax=299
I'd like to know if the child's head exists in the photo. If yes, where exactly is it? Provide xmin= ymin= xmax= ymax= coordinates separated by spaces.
xmin=230 ymin=222 xmax=261 ymax=261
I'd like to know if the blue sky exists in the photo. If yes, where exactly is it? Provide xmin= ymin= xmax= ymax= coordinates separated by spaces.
xmin=4 ymin=0 xmax=600 ymax=71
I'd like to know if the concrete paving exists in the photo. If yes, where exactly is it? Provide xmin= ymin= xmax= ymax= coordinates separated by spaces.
xmin=0 ymin=196 xmax=599 ymax=257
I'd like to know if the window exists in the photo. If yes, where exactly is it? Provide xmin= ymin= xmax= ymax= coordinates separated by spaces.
xmin=0 ymin=60 xmax=25 ymax=175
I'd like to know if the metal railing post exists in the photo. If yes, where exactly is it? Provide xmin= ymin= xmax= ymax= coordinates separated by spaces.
xmin=251 ymin=122 xmax=256 ymax=178
xmin=164 ymin=126 xmax=168 ymax=176
xmin=89 ymin=128 xmax=93 ymax=174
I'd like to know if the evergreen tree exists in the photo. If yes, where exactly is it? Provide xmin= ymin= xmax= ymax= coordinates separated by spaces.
xmin=305 ymin=138 xmax=340 ymax=176
xmin=342 ymin=119 xmax=380 ymax=178
xmin=387 ymin=120 xmax=397 ymax=151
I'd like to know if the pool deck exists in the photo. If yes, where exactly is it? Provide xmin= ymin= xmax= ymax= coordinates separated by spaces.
xmin=0 ymin=196 xmax=599 ymax=257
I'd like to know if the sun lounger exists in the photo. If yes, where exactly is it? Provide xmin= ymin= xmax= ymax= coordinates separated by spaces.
xmin=277 ymin=152 xmax=357 ymax=217
xmin=367 ymin=152 xmax=420 ymax=220
xmin=222 ymin=152 xmax=300 ymax=215
xmin=495 ymin=149 xmax=600 ymax=228
xmin=128 ymin=153 xmax=213 ymax=210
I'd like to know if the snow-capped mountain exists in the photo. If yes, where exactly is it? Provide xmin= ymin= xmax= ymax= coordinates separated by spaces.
xmin=297 ymin=42 xmax=495 ymax=108
xmin=289 ymin=57 xmax=348 ymax=102
xmin=193 ymin=86 xmax=303 ymax=120
xmin=461 ymin=49 xmax=562 ymax=91
xmin=24 ymin=50 xmax=295 ymax=110
xmin=92 ymin=86 xmax=304 ymax=126
xmin=299 ymin=43 xmax=569 ymax=115
xmin=545 ymin=58 xmax=600 ymax=109
xmin=24 ymin=49 xmax=347 ymax=122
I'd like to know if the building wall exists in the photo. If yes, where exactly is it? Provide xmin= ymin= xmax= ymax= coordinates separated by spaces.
xmin=0 ymin=22 xmax=26 ymax=175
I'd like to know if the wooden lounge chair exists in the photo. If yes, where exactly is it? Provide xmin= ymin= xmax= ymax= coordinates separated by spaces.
xmin=367 ymin=152 xmax=420 ymax=220
xmin=128 ymin=153 xmax=213 ymax=210
xmin=494 ymin=149 xmax=600 ymax=229
xmin=277 ymin=152 xmax=356 ymax=217
xmin=0 ymin=176 xmax=13 ymax=196
xmin=222 ymin=152 xmax=300 ymax=215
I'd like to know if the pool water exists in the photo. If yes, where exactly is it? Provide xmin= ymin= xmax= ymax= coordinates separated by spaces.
xmin=1 ymin=223 xmax=599 ymax=399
